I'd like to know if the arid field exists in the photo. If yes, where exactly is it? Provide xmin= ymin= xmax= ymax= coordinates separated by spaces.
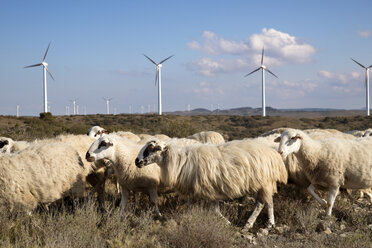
xmin=0 ymin=113 xmax=371 ymax=248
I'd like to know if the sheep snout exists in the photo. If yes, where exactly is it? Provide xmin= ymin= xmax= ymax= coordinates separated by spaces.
xmin=135 ymin=158 xmax=145 ymax=168
xmin=86 ymin=152 xmax=95 ymax=162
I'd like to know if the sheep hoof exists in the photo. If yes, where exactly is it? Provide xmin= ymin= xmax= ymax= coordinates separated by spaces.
xmin=266 ymin=223 xmax=275 ymax=230
xmin=243 ymin=223 xmax=253 ymax=231
xmin=321 ymin=199 xmax=328 ymax=206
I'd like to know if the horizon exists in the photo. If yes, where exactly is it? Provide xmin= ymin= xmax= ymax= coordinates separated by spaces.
xmin=1 ymin=1 xmax=372 ymax=116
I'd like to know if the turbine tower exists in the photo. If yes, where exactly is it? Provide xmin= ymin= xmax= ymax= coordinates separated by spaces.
xmin=143 ymin=54 xmax=174 ymax=115
xmin=70 ymin=99 xmax=78 ymax=115
xmin=244 ymin=48 xmax=278 ymax=117
xmin=103 ymin=97 xmax=113 ymax=114
xmin=351 ymin=58 xmax=372 ymax=116
xmin=24 ymin=42 xmax=54 ymax=113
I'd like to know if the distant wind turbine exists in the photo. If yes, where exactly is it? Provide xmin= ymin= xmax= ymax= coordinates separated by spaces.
xmin=244 ymin=48 xmax=278 ymax=117
xmin=143 ymin=54 xmax=174 ymax=115
xmin=351 ymin=58 xmax=372 ymax=116
xmin=70 ymin=99 xmax=78 ymax=115
xmin=24 ymin=42 xmax=54 ymax=113
xmin=103 ymin=97 xmax=113 ymax=114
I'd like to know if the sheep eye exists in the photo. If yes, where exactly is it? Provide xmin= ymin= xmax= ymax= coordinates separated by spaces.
xmin=98 ymin=141 xmax=107 ymax=149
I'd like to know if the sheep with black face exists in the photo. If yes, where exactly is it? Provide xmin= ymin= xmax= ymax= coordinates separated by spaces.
xmin=136 ymin=138 xmax=287 ymax=230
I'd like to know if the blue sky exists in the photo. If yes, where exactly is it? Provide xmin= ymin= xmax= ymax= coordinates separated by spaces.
xmin=0 ymin=0 xmax=371 ymax=116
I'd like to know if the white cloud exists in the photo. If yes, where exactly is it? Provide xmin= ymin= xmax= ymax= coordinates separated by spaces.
xmin=359 ymin=30 xmax=372 ymax=38
xmin=188 ymin=57 xmax=249 ymax=76
xmin=249 ymin=28 xmax=316 ymax=64
xmin=318 ymin=70 xmax=364 ymax=93
xmin=188 ymin=31 xmax=249 ymax=55
xmin=193 ymin=81 xmax=224 ymax=96
xmin=318 ymin=70 xmax=362 ymax=84
xmin=188 ymin=28 xmax=316 ymax=76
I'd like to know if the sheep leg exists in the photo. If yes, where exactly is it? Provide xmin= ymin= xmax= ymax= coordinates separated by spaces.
xmin=244 ymin=201 xmax=264 ymax=230
xmin=326 ymin=186 xmax=339 ymax=216
xmin=307 ymin=184 xmax=327 ymax=206
xmin=148 ymin=188 xmax=162 ymax=217
xmin=119 ymin=188 xmax=129 ymax=217
xmin=212 ymin=201 xmax=231 ymax=225
xmin=267 ymin=201 xmax=275 ymax=229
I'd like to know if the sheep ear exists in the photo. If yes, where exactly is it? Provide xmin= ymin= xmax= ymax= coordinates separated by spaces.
xmin=103 ymin=130 xmax=110 ymax=134
xmin=4 ymin=140 xmax=9 ymax=145
xmin=274 ymin=137 xmax=281 ymax=143
xmin=107 ymin=142 xmax=113 ymax=146
xmin=294 ymin=134 xmax=303 ymax=140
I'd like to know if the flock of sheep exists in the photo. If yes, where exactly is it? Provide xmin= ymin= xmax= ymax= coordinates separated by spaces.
xmin=1 ymin=125 xmax=372 ymax=232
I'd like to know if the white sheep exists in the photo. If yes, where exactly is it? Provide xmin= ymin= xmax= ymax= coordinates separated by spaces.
xmin=186 ymin=131 xmax=225 ymax=144
xmin=135 ymin=139 xmax=288 ymax=229
xmin=0 ymin=141 xmax=93 ymax=212
xmin=55 ymin=134 xmax=114 ymax=209
xmin=0 ymin=137 xmax=34 ymax=153
xmin=345 ymin=130 xmax=364 ymax=137
xmin=362 ymin=128 xmax=372 ymax=137
xmin=87 ymin=125 xmax=108 ymax=138
xmin=276 ymin=128 xmax=372 ymax=216
xmin=114 ymin=131 xmax=140 ymax=142
xmin=85 ymin=134 xmax=163 ymax=217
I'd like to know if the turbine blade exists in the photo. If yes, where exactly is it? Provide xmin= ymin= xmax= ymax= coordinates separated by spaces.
xmin=24 ymin=63 xmax=42 ymax=68
xmin=109 ymin=98 xmax=113 ymax=101
xmin=264 ymin=68 xmax=278 ymax=78
xmin=45 ymin=66 xmax=54 ymax=80
xmin=244 ymin=67 xmax=261 ymax=77
xmin=155 ymin=67 xmax=159 ymax=86
xmin=43 ymin=42 xmax=51 ymax=61
xmin=143 ymin=54 xmax=157 ymax=65
xmin=351 ymin=58 xmax=366 ymax=69
xmin=261 ymin=47 xmax=264 ymax=65
xmin=159 ymin=55 xmax=174 ymax=64
xmin=368 ymin=65 xmax=372 ymax=68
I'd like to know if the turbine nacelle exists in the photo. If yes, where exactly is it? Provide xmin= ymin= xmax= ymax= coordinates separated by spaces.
xmin=42 ymin=61 xmax=48 ymax=67
xmin=157 ymin=64 xmax=163 ymax=68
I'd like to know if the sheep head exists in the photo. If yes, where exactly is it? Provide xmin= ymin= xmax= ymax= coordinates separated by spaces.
xmin=135 ymin=140 xmax=166 ymax=168
xmin=363 ymin=129 xmax=372 ymax=137
xmin=0 ymin=137 xmax=15 ymax=153
xmin=87 ymin=126 xmax=109 ymax=139
xmin=86 ymin=136 xmax=114 ymax=162
xmin=275 ymin=129 xmax=303 ymax=158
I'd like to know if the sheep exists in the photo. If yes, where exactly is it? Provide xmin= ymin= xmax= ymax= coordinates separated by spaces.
xmin=0 ymin=141 xmax=93 ymax=212
xmin=87 ymin=125 xmax=108 ymax=138
xmin=276 ymin=128 xmax=372 ymax=216
xmin=138 ymin=133 xmax=154 ymax=141
xmin=154 ymin=134 xmax=171 ymax=141
xmin=55 ymin=134 xmax=114 ymax=209
xmin=0 ymin=137 xmax=34 ymax=153
xmin=362 ymin=128 xmax=372 ymax=137
xmin=85 ymin=134 xmax=163 ymax=217
xmin=304 ymin=129 xmax=355 ymax=140
xmin=115 ymin=131 xmax=141 ymax=143
xmin=186 ymin=131 xmax=225 ymax=144
xmin=345 ymin=130 xmax=364 ymax=137
xmin=135 ymin=139 xmax=288 ymax=230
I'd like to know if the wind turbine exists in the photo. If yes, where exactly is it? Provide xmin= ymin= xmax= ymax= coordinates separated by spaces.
xmin=244 ymin=48 xmax=278 ymax=117
xmin=70 ymin=99 xmax=78 ymax=115
xmin=143 ymin=54 xmax=174 ymax=115
xmin=351 ymin=58 xmax=372 ymax=116
xmin=24 ymin=42 xmax=54 ymax=113
xmin=103 ymin=97 xmax=113 ymax=114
